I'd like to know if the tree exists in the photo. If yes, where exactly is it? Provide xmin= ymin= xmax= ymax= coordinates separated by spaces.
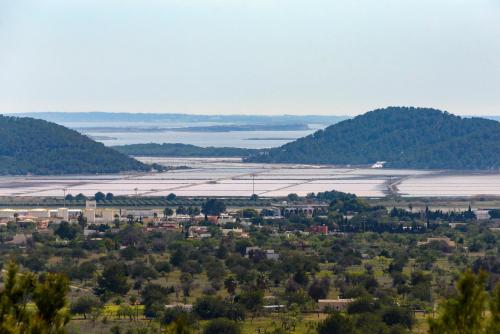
xmin=287 ymin=193 xmax=299 ymax=202
xmin=203 ymin=318 xmax=241 ymax=334
xmin=429 ymin=270 xmax=488 ymax=334
xmin=142 ymin=283 xmax=171 ymax=318
xmin=224 ymin=276 xmax=238 ymax=296
xmin=202 ymin=199 xmax=226 ymax=216
xmin=55 ymin=221 xmax=80 ymax=240
xmin=94 ymin=192 xmax=106 ymax=202
xmin=180 ymin=272 xmax=195 ymax=298
xmin=166 ymin=193 xmax=177 ymax=201
xmin=317 ymin=312 xmax=357 ymax=334
xmin=0 ymin=262 xmax=69 ymax=333
xmin=75 ymin=193 xmax=87 ymax=201
xmin=164 ymin=208 xmax=174 ymax=217
xmin=96 ymin=262 xmax=130 ymax=296
xmin=487 ymin=284 xmax=500 ymax=334
xmin=70 ymin=295 xmax=101 ymax=319
xmin=193 ymin=296 xmax=230 ymax=320
xmin=77 ymin=212 xmax=87 ymax=230
xmin=236 ymin=290 xmax=263 ymax=321
xmin=308 ymin=278 xmax=330 ymax=301
xmin=106 ymin=192 xmax=114 ymax=201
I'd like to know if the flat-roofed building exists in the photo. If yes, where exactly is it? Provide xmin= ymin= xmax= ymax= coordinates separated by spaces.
xmin=318 ymin=299 xmax=354 ymax=312
xmin=0 ymin=209 xmax=17 ymax=219
xmin=58 ymin=208 xmax=69 ymax=221
xmin=28 ymin=208 xmax=50 ymax=218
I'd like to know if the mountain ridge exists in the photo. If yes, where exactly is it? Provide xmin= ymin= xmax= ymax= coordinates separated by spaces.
xmin=0 ymin=115 xmax=151 ymax=175
xmin=244 ymin=107 xmax=500 ymax=170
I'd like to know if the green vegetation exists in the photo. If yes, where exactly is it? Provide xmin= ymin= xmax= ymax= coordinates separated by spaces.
xmin=246 ymin=107 xmax=500 ymax=170
xmin=0 ymin=115 xmax=150 ymax=175
xmin=113 ymin=143 xmax=262 ymax=158
xmin=1 ymin=191 xmax=499 ymax=333
xmin=0 ymin=262 xmax=69 ymax=333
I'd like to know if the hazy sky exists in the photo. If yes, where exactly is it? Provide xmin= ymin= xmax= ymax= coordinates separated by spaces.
xmin=1 ymin=0 xmax=500 ymax=116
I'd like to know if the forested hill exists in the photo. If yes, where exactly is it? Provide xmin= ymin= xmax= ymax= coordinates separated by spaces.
xmin=245 ymin=107 xmax=500 ymax=170
xmin=113 ymin=143 xmax=263 ymax=157
xmin=0 ymin=115 xmax=150 ymax=175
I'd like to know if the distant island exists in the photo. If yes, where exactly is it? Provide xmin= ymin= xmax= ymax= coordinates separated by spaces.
xmin=113 ymin=143 xmax=265 ymax=158
xmin=76 ymin=123 xmax=309 ymax=133
xmin=0 ymin=115 xmax=153 ymax=175
xmin=245 ymin=107 xmax=500 ymax=170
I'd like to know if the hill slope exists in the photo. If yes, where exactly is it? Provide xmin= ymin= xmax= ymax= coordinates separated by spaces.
xmin=113 ymin=143 xmax=263 ymax=158
xmin=0 ymin=115 xmax=150 ymax=175
xmin=245 ymin=107 xmax=500 ymax=170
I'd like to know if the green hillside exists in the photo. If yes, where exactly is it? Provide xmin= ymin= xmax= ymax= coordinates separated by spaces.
xmin=113 ymin=143 xmax=263 ymax=158
xmin=0 ymin=115 xmax=150 ymax=175
xmin=245 ymin=107 xmax=500 ymax=170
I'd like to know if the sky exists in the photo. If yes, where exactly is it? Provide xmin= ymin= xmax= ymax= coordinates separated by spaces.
xmin=1 ymin=0 xmax=500 ymax=116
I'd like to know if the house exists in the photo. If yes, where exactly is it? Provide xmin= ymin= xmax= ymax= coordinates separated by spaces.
xmin=308 ymin=225 xmax=328 ymax=235
xmin=57 ymin=208 xmax=69 ymax=220
xmin=28 ymin=208 xmax=50 ymax=218
xmin=165 ymin=303 xmax=193 ymax=311
xmin=0 ymin=209 xmax=17 ymax=219
xmin=245 ymin=247 xmax=279 ymax=260
xmin=318 ymin=298 xmax=354 ymax=312
xmin=206 ymin=215 xmax=218 ymax=224
xmin=36 ymin=220 xmax=49 ymax=230
xmin=102 ymin=208 xmax=116 ymax=224
xmin=222 ymin=228 xmax=248 ymax=238
xmin=217 ymin=213 xmax=236 ymax=224
xmin=273 ymin=203 xmax=328 ymax=218
xmin=188 ymin=226 xmax=211 ymax=239
xmin=265 ymin=249 xmax=280 ymax=261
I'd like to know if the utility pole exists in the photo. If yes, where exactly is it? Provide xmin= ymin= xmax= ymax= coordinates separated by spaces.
xmin=252 ymin=173 xmax=255 ymax=196
xmin=63 ymin=188 xmax=67 ymax=208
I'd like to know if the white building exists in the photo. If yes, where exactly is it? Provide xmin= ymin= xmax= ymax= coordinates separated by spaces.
xmin=57 ymin=208 xmax=69 ymax=221
xmin=102 ymin=208 xmax=116 ymax=224
xmin=0 ymin=209 xmax=17 ymax=219
xmin=28 ymin=208 xmax=50 ymax=218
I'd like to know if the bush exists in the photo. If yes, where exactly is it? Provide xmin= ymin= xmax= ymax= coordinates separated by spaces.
xmin=203 ymin=318 xmax=241 ymax=334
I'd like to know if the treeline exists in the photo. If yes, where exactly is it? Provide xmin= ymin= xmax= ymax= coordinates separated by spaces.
xmin=390 ymin=206 xmax=476 ymax=222
xmin=0 ymin=115 xmax=150 ymax=175
xmin=113 ymin=143 xmax=263 ymax=158
xmin=246 ymin=107 xmax=500 ymax=170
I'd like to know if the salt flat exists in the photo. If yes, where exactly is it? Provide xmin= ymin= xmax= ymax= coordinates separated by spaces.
xmin=0 ymin=157 xmax=498 ymax=198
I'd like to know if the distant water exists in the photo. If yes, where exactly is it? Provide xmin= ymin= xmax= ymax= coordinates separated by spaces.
xmin=61 ymin=121 xmax=321 ymax=148
xmin=88 ymin=129 xmax=315 ymax=148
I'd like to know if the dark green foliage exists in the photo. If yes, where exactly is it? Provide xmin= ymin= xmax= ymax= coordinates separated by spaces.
xmin=203 ymin=318 xmax=242 ymax=334
xmin=114 ymin=143 xmax=261 ymax=158
xmin=246 ymin=107 xmax=500 ymax=170
xmin=70 ymin=295 xmax=101 ymax=319
xmin=0 ymin=262 xmax=69 ymax=332
xmin=193 ymin=296 xmax=244 ymax=321
xmin=308 ymin=278 xmax=331 ymax=301
xmin=94 ymin=192 xmax=105 ymax=202
xmin=428 ymin=270 xmax=495 ymax=334
xmin=141 ymin=283 xmax=172 ymax=318
xmin=95 ymin=262 xmax=130 ymax=296
xmin=0 ymin=115 xmax=149 ymax=175
xmin=55 ymin=221 xmax=81 ymax=240
xmin=202 ymin=199 xmax=226 ymax=216
xmin=317 ymin=312 xmax=357 ymax=334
